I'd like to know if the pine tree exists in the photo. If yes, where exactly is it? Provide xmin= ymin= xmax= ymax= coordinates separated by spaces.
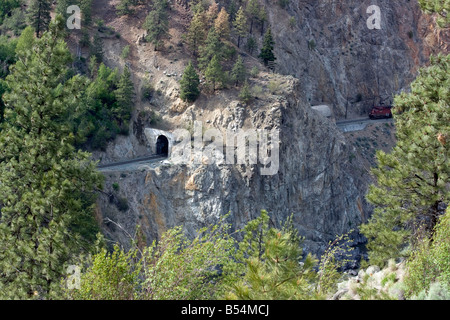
xmin=258 ymin=6 xmax=267 ymax=36
xmin=245 ymin=0 xmax=260 ymax=34
xmin=180 ymin=61 xmax=200 ymax=102
xmin=245 ymin=36 xmax=257 ymax=55
xmin=233 ymin=6 xmax=247 ymax=48
xmin=143 ymin=0 xmax=169 ymax=51
xmin=205 ymin=55 xmax=224 ymax=91
xmin=0 ymin=16 xmax=103 ymax=299
xmin=360 ymin=54 xmax=450 ymax=266
xmin=238 ymin=80 xmax=251 ymax=104
xmin=214 ymin=7 xmax=230 ymax=40
xmin=231 ymin=55 xmax=246 ymax=86
xmin=205 ymin=0 xmax=219 ymax=28
xmin=90 ymin=33 xmax=104 ymax=62
xmin=113 ymin=66 xmax=134 ymax=134
xmin=117 ymin=0 xmax=134 ymax=16
xmin=186 ymin=10 xmax=207 ymax=57
xmin=27 ymin=0 xmax=51 ymax=37
xmin=197 ymin=27 xmax=223 ymax=71
xmin=224 ymin=210 xmax=320 ymax=300
xmin=259 ymin=28 xmax=276 ymax=66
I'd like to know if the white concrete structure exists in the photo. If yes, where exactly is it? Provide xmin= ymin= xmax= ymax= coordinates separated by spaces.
xmin=311 ymin=105 xmax=333 ymax=119
xmin=144 ymin=128 xmax=173 ymax=156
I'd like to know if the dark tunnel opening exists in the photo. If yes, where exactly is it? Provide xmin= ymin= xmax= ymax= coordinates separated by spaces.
xmin=156 ymin=135 xmax=169 ymax=156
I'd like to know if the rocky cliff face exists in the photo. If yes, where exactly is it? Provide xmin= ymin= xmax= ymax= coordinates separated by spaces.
xmin=267 ymin=0 xmax=444 ymax=118
xmin=91 ymin=0 xmax=442 ymax=261
xmin=97 ymin=74 xmax=365 ymax=258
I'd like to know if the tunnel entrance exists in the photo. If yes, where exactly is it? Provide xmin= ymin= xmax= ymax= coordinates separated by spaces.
xmin=156 ymin=135 xmax=169 ymax=156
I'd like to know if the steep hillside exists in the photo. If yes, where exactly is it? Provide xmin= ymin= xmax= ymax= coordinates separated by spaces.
xmin=79 ymin=0 xmax=445 ymax=261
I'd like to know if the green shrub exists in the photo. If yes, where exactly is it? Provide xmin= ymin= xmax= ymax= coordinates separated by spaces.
xmin=116 ymin=197 xmax=129 ymax=212
xmin=403 ymin=207 xmax=450 ymax=298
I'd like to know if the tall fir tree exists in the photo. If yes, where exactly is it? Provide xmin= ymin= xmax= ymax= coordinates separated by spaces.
xmin=0 ymin=16 xmax=103 ymax=299
xmin=27 ymin=0 xmax=51 ymax=37
xmin=113 ymin=66 xmax=134 ymax=134
xmin=197 ymin=27 xmax=223 ymax=71
xmin=258 ymin=27 xmax=276 ymax=66
xmin=231 ymin=55 xmax=246 ymax=86
xmin=360 ymin=54 xmax=450 ymax=266
xmin=186 ymin=10 xmax=207 ymax=57
xmin=179 ymin=61 xmax=200 ymax=102
xmin=214 ymin=7 xmax=230 ymax=40
xmin=233 ymin=6 xmax=247 ymax=48
xmin=143 ymin=0 xmax=170 ymax=51
xmin=205 ymin=55 xmax=224 ymax=91
xmin=245 ymin=0 xmax=260 ymax=34
xmin=90 ymin=33 xmax=104 ymax=62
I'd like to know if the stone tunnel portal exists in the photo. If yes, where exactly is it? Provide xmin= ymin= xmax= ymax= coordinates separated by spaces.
xmin=156 ymin=135 xmax=169 ymax=156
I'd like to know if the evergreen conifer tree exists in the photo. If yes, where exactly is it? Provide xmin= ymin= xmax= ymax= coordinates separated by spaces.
xmin=143 ymin=0 xmax=169 ymax=51
xmin=180 ymin=61 xmax=200 ymax=102
xmin=27 ymin=0 xmax=51 ymax=37
xmin=214 ymin=7 xmax=230 ymax=40
xmin=231 ymin=55 xmax=246 ymax=86
xmin=360 ymin=54 xmax=450 ymax=266
xmin=205 ymin=55 xmax=224 ymax=91
xmin=198 ymin=27 xmax=223 ymax=71
xmin=113 ymin=66 xmax=134 ymax=134
xmin=233 ymin=6 xmax=247 ymax=48
xmin=258 ymin=28 xmax=276 ymax=66
xmin=186 ymin=10 xmax=207 ymax=57
xmin=0 ymin=16 xmax=103 ymax=299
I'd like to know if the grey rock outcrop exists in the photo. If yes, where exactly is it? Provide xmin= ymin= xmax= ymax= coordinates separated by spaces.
xmin=97 ymin=76 xmax=365 ymax=257
xmin=267 ymin=0 xmax=444 ymax=118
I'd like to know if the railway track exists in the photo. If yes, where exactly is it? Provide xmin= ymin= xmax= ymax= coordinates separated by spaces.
xmin=97 ymin=154 xmax=168 ymax=171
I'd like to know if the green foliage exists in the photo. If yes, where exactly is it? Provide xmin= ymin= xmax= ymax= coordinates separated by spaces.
xmin=65 ymin=215 xmax=236 ymax=300
xmin=180 ymin=61 xmax=200 ymax=102
xmin=0 ymin=35 xmax=17 ymax=122
xmin=360 ymin=54 xmax=450 ymax=266
xmin=412 ymin=282 xmax=450 ymax=300
xmin=238 ymin=80 xmax=252 ymax=104
xmin=185 ymin=10 xmax=207 ymax=57
xmin=0 ymin=0 xmax=21 ymax=25
xmin=278 ymin=0 xmax=289 ymax=9
xmin=418 ymin=0 xmax=449 ymax=27
xmin=90 ymin=33 xmax=104 ymax=62
xmin=121 ymin=45 xmax=131 ymax=60
xmin=141 ymin=220 xmax=236 ymax=299
xmin=116 ymin=197 xmax=129 ymax=212
xmin=245 ymin=36 xmax=257 ymax=55
xmin=250 ymin=66 xmax=259 ymax=78
xmin=114 ymin=66 xmax=134 ymax=134
xmin=64 ymin=245 xmax=141 ymax=300
xmin=141 ymin=79 xmax=154 ymax=101
xmin=258 ymin=28 xmax=276 ymax=66
xmin=143 ymin=0 xmax=170 ymax=51
xmin=231 ymin=55 xmax=246 ymax=86
xmin=317 ymin=232 xmax=354 ymax=296
xmin=0 ymin=17 xmax=103 ymax=299
xmin=205 ymin=55 xmax=224 ymax=91
xmin=404 ymin=207 xmax=450 ymax=298
xmin=198 ymin=27 xmax=224 ymax=71
xmin=233 ymin=6 xmax=247 ymax=48
xmin=0 ymin=7 xmax=26 ymax=35
xmin=27 ymin=0 xmax=51 ymax=37
xmin=117 ymin=0 xmax=134 ymax=16
xmin=225 ymin=211 xmax=321 ymax=300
